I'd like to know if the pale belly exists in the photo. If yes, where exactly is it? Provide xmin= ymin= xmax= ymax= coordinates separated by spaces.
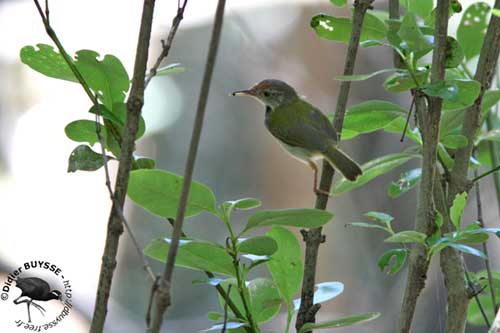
xmin=279 ymin=142 xmax=324 ymax=164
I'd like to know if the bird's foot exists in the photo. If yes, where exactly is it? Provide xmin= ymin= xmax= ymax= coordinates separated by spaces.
xmin=314 ymin=188 xmax=332 ymax=197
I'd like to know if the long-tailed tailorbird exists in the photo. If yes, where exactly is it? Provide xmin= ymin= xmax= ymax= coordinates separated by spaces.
xmin=232 ymin=79 xmax=362 ymax=195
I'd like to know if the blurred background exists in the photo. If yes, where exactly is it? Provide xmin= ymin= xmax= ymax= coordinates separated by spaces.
xmin=0 ymin=0 xmax=498 ymax=332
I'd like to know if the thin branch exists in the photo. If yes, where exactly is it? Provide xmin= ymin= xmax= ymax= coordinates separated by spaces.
xmin=221 ymin=285 xmax=232 ymax=333
xmin=295 ymin=0 xmax=374 ymax=331
xmin=147 ymin=1 xmax=227 ymax=331
xmin=397 ymin=0 xmax=450 ymax=331
xmin=90 ymin=0 xmax=158 ymax=331
xmin=441 ymin=2 xmax=500 ymax=332
xmin=32 ymin=0 xmax=156 ymax=283
xmin=473 ymin=163 xmax=500 ymax=183
xmin=144 ymin=0 xmax=188 ymax=87
xmin=474 ymin=166 xmax=498 ymax=315
xmin=94 ymin=106 xmax=156 ymax=282
xmin=464 ymin=265 xmax=491 ymax=327
xmin=486 ymin=111 xmax=500 ymax=219
xmin=388 ymin=0 xmax=404 ymax=68
xmin=448 ymin=0 xmax=500 ymax=198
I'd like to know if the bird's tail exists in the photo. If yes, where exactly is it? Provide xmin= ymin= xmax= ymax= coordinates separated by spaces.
xmin=324 ymin=145 xmax=362 ymax=181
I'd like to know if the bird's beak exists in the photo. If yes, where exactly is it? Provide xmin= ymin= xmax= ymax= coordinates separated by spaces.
xmin=231 ymin=89 xmax=254 ymax=97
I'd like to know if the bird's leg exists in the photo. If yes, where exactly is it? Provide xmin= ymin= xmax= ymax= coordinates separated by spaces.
xmin=27 ymin=301 xmax=32 ymax=323
xmin=31 ymin=301 xmax=46 ymax=315
xmin=307 ymin=160 xmax=331 ymax=197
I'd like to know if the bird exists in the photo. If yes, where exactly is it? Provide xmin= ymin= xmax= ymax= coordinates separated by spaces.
xmin=14 ymin=277 xmax=62 ymax=323
xmin=232 ymin=79 xmax=362 ymax=195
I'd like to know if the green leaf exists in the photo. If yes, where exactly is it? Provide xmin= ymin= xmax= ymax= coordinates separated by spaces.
xmin=266 ymin=226 xmax=303 ymax=304
xmin=218 ymin=278 xmax=282 ymax=323
xmin=310 ymin=12 xmax=386 ymax=44
xmin=365 ymin=211 xmax=394 ymax=224
xmin=156 ymin=63 xmax=186 ymax=76
xmin=335 ymin=68 xmax=397 ymax=81
xmin=448 ymin=243 xmax=486 ymax=259
xmin=468 ymin=294 xmax=495 ymax=326
xmin=388 ymin=168 xmax=421 ymax=198
xmin=298 ymin=312 xmax=380 ymax=333
xmin=476 ymin=129 xmax=500 ymax=144
xmin=450 ymin=192 xmax=467 ymax=230
xmin=330 ymin=0 xmax=347 ymax=6
xmin=481 ymin=90 xmax=500 ymax=119
xmin=423 ymin=80 xmax=460 ymax=101
xmin=133 ymin=157 xmax=156 ymax=170
xmin=440 ymin=109 xmax=464 ymax=138
xmin=293 ymin=282 xmax=344 ymax=311
xmin=442 ymin=80 xmax=481 ymax=111
xmin=385 ymin=230 xmax=427 ymax=244
xmin=378 ymin=248 xmax=409 ymax=275
xmin=128 ymin=169 xmax=217 ymax=218
xmin=221 ymin=198 xmax=262 ymax=221
xmin=224 ymin=198 xmax=262 ymax=212
xmin=237 ymin=236 xmax=278 ymax=256
xmin=67 ymin=144 xmax=111 ymax=173
xmin=383 ymin=69 xmax=429 ymax=92
xmin=398 ymin=13 xmax=434 ymax=55
xmin=144 ymin=238 xmax=235 ymax=276
xmin=457 ymin=2 xmax=491 ymax=60
xmin=20 ymin=44 xmax=77 ymax=82
xmin=65 ymin=120 xmax=106 ymax=146
xmin=436 ymin=212 xmax=444 ymax=229
xmin=332 ymin=153 xmax=418 ymax=194
xmin=90 ymin=103 xmax=146 ymax=140
xmin=342 ymin=100 xmax=407 ymax=138
xmin=400 ymin=0 xmax=433 ymax=19
xmin=493 ymin=8 xmax=500 ymax=17
xmin=347 ymin=222 xmax=390 ymax=233
xmin=202 ymin=322 xmax=246 ymax=331
xmin=243 ymin=209 xmax=333 ymax=233
xmin=383 ymin=117 xmax=422 ymax=144
xmin=441 ymin=134 xmax=468 ymax=149
xmin=445 ymin=37 xmax=465 ymax=68
xmin=266 ymin=226 xmax=303 ymax=331
xmin=74 ymin=50 xmax=130 ymax=109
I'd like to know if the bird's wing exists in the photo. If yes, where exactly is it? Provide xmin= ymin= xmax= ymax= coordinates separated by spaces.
xmin=267 ymin=99 xmax=336 ymax=152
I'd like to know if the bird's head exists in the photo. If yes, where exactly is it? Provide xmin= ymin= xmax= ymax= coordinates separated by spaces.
xmin=50 ymin=290 xmax=63 ymax=301
xmin=232 ymin=79 xmax=298 ymax=109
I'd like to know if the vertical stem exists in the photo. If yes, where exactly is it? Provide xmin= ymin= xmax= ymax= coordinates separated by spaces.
xmin=90 ymin=1 xmax=156 ymax=332
xmin=397 ymin=0 xmax=450 ymax=331
xmin=486 ymin=112 xmax=500 ymax=219
xmin=442 ymin=1 xmax=500 ymax=332
xmin=148 ymin=1 xmax=226 ymax=331
xmin=474 ymin=168 xmax=498 ymax=315
xmin=295 ymin=1 xmax=374 ymax=331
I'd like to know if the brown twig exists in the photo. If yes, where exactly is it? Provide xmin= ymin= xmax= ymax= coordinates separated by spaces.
xmin=397 ymin=0 xmax=450 ymax=331
xmin=147 ymin=1 xmax=227 ymax=331
xmin=32 ymin=0 xmax=156 ymax=282
xmin=144 ymin=0 xmax=188 ymax=87
xmin=441 ymin=1 xmax=500 ymax=331
xmin=295 ymin=0 xmax=374 ymax=331
xmin=90 ymin=0 xmax=157 ymax=331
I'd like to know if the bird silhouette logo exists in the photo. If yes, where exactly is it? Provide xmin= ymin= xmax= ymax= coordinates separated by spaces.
xmin=13 ymin=277 xmax=63 ymax=323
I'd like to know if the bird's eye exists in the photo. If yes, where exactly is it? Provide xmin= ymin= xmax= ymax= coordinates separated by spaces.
xmin=263 ymin=91 xmax=270 ymax=97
